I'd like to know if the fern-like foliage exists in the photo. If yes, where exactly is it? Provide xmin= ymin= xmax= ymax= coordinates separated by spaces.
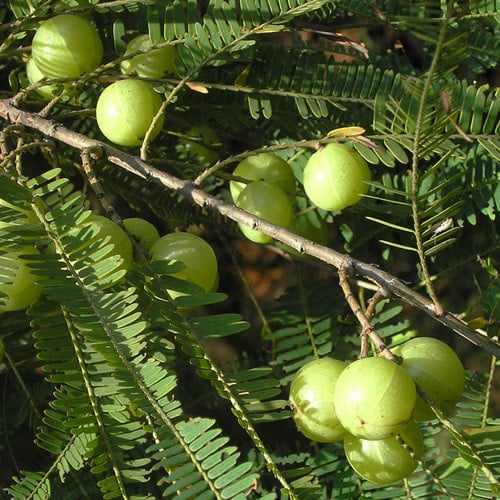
xmin=0 ymin=170 xmax=267 ymax=499
xmin=1 ymin=0 xmax=499 ymax=497
xmin=264 ymin=276 xmax=412 ymax=386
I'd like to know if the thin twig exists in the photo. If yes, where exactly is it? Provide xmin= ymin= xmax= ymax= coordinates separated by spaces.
xmin=338 ymin=266 xmax=396 ymax=360
xmin=365 ymin=286 xmax=391 ymax=320
xmin=0 ymin=140 xmax=53 ymax=170
xmin=80 ymin=146 xmax=119 ymax=222
xmin=0 ymin=98 xmax=499 ymax=357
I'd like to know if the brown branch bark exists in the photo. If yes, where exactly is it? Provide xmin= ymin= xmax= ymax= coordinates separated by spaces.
xmin=0 ymin=97 xmax=498 ymax=357
xmin=337 ymin=266 xmax=396 ymax=360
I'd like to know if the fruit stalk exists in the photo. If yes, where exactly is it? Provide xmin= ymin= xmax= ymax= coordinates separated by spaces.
xmin=338 ymin=266 xmax=397 ymax=360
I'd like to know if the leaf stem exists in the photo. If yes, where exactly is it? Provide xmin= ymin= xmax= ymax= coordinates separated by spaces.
xmin=297 ymin=263 xmax=319 ymax=359
xmin=217 ymin=229 xmax=272 ymax=339
xmin=417 ymin=383 xmax=500 ymax=491
xmin=409 ymin=3 xmax=453 ymax=316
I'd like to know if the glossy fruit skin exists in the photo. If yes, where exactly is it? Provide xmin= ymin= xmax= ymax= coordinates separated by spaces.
xmin=96 ymin=79 xmax=164 ymax=146
xmin=149 ymin=232 xmax=218 ymax=296
xmin=78 ymin=215 xmax=133 ymax=285
xmin=392 ymin=337 xmax=465 ymax=420
xmin=26 ymin=57 xmax=70 ymax=100
xmin=289 ymin=358 xmax=347 ymax=442
xmin=230 ymin=153 xmax=296 ymax=203
xmin=235 ymin=180 xmax=294 ymax=244
xmin=344 ymin=420 xmax=424 ymax=484
xmin=303 ymin=144 xmax=371 ymax=211
xmin=120 ymin=35 xmax=177 ymax=78
xmin=123 ymin=217 xmax=160 ymax=252
xmin=31 ymin=14 xmax=103 ymax=79
xmin=333 ymin=356 xmax=416 ymax=440
xmin=0 ymin=247 xmax=44 ymax=312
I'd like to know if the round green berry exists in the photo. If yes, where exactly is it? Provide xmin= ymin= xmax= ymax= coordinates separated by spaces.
xmin=0 ymin=247 xmax=44 ymax=312
xmin=149 ymin=232 xmax=219 ymax=298
xmin=344 ymin=420 xmax=424 ymax=484
xmin=333 ymin=356 xmax=416 ymax=440
xmin=303 ymin=144 xmax=371 ymax=211
xmin=289 ymin=358 xmax=347 ymax=442
xmin=120 ymin=34 xmax=177 ymax=78
xmin=235 ymin=181 xmax=294 ymax=244
xmin=230 ymin=153 xmax=296 ymax=203
xmin=392 ymin=337 xmax=466 ymax=420
xmin=31 ymin=14 xmax=103 ymax=79
xmin=96 ymin=79 xmax=164 ymax=147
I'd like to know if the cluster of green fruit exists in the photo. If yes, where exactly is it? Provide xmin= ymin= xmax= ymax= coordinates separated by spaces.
xmin=27 ymin=14 xmax=373 ymax=242
xmin=289 ymin=337 xmax=466 ymax=484
xmin=229 ymin=143 xmax=370 ymax=245
xmin=27 ymin=13 xmax=177 ymax=146
xmin=0 ymin=208 xmax=218 ymax=312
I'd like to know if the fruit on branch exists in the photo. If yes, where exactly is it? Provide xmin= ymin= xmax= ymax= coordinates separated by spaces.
xmin=31 ymin=14 xmax=103 ymax=79
xmin=333 ymin=356 xmax=416 ymax=440
xmin=276 ymin=210 xmax=328 ymax=258
xmin=229 ymin=153 xmax=297 ymax=203
xmin=235 ymin=180 xmax=294 ymax=244
xmin=123 ymin=217 xmax=160 ymax=253
xmin=120 ymin=34 xmax=178 ymax=79
xmin=303 ymin=143 xmax=371 ymax=211
xmin=149 ymin=232 xmax=219 ymax=297
xmin=26 ymin=58 xmax=70 ymax=100
xmin=177 ymin=126 xmax=221 ymax=165
xmin=0 ymin=247 xmax=44 ymax=312
xmin=96 ymin=79 xmax=165 ymax=146
xmin=76 ymin=214 xmax=133 ymax=287
xmin=344 ymin=420 xmax=424 ymax=484
xmin=289 ymin=358 xmax=347 ymax=442
xmin=392 ymin=337 xmax=466 ymax=420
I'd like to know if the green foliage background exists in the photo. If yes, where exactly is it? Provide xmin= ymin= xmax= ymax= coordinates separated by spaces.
xmin=0 ymin=0 xmax=498 ymax=498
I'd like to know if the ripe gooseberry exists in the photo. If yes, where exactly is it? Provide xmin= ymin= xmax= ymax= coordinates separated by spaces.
xmin=235 ymin=180 xmax=294 ymax=244
xmin=303 ymin=143 xmax=371 ymax=211
xmin=96 ymin=79 xmax=165 ymax=146
xmin=26 ymin=58 xmax=70 ymax=100
xmin=344 ymin=420 xmax=424 ymax=484
xmin=230 ymin=153 xmax=296 ymax=203
xmin=392 ymin=337 xmax=465 ymax=420
xmin=289 ymin=358 xmax=347 ymax=442
xmin=0 ymin=247 xmax=44 ymax=312
xmin=120 ymin=34 xmax=177 ymax=78
xmin=149 ymin=232 xmax=218 ymax=298
xmin=123 ymin=217 xmax=160 ymax=253
xmin=31 ymin=14 xmax=103 ymax=79
xmin=333 ymin=356 xmax=416 ymax=440
xmin=72 ymin=214 xmax=133 ymax=288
